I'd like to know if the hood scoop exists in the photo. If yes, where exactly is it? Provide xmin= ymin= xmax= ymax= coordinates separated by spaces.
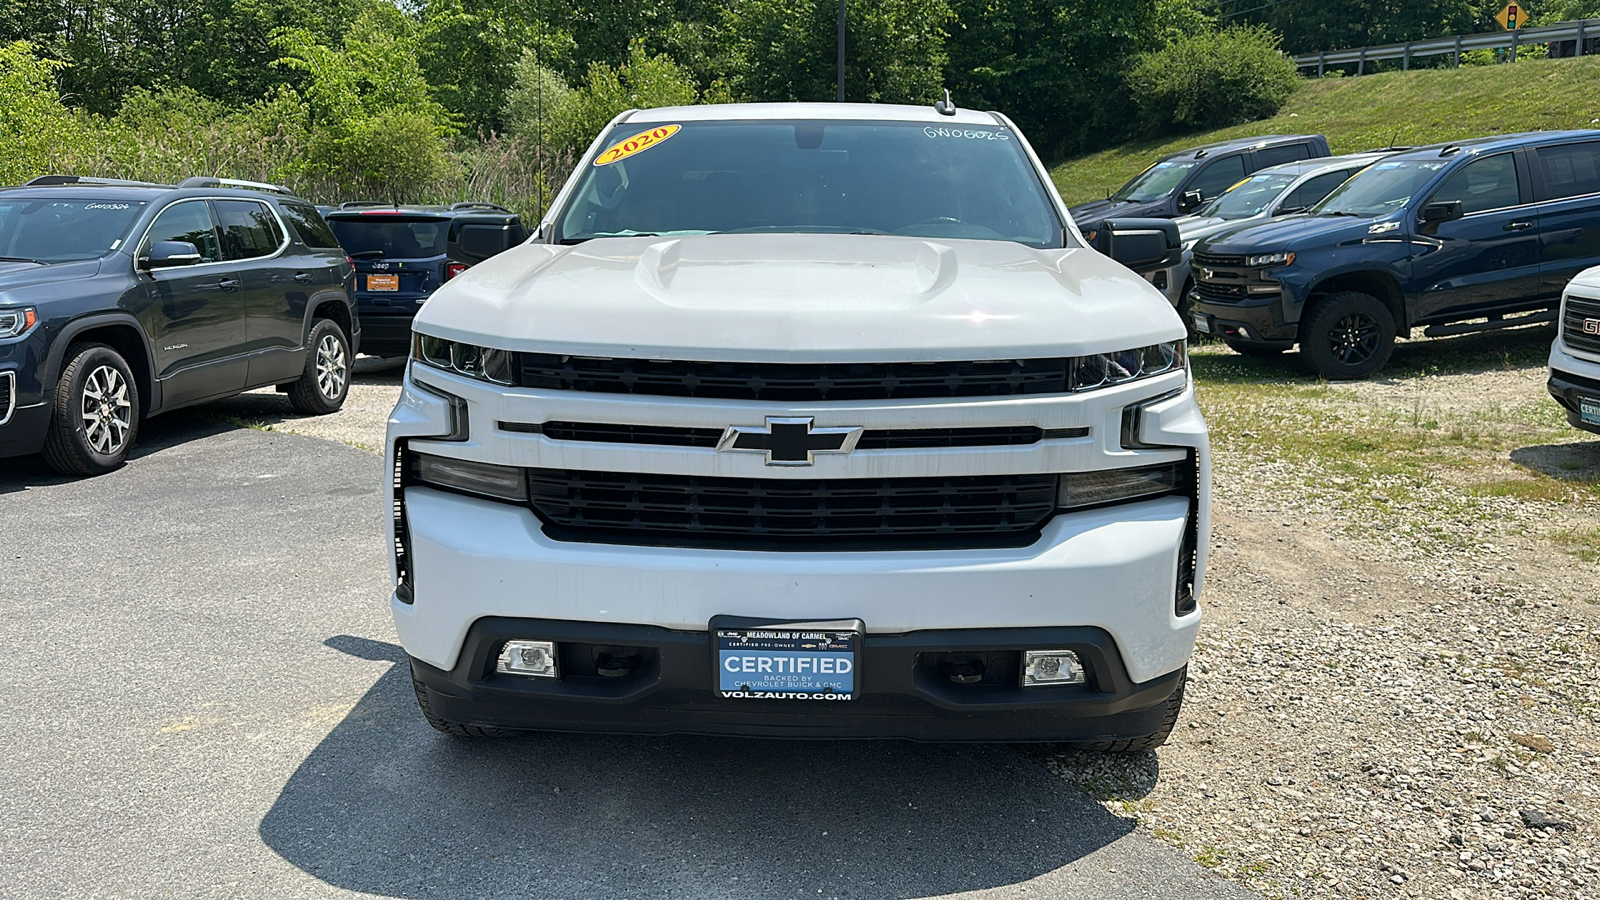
xmin=634 ymin=235 xmax=958 ymax=310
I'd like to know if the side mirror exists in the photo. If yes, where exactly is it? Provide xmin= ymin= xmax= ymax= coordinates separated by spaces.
xmin=1419 ymin=200 xmax=1463 ymax=226
xmin=140 ymin=240 xmax=201 ymax=270
xmin=1091 ymin=218 xmax=1181 ymax=274
xmin=1177 ymin=190 xmax=1203 ymax=213
xmin=447 ymin=218 xmax=528 ymax=266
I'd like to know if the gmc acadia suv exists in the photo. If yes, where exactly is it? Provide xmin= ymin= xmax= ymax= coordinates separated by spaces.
xmin=0 ymin=176 xmax=357 ymax=475
xmin=386 ymin=103 xmax=1210 ymax=746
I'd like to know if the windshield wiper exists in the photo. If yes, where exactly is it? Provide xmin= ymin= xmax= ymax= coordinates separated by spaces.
xmin=0 ymin=255 xmax=47 ymax=264
xmin=348 ymin=250 xmax=386 ymax=259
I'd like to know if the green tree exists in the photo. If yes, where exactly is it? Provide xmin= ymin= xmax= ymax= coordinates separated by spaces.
xmin=1126 ymin=25 xmax=1299 ymax=131
xmin=1228 ymin=0 xmax=1482 ymax=54
xmin=723 ymin=0 xmax=953 ymax=104
xmin=0 ymin=41 xmax=92 ymax=185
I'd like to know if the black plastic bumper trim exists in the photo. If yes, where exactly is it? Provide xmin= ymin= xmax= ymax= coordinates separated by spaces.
xmin=409 ymin=617 xmax=1185 ymax=741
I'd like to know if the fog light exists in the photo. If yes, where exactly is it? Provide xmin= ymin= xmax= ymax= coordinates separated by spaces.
xmin=497 ymin=640 xmax=558 ymax=678
xmin=1023 ymin=650 xmax=1085 ymax=686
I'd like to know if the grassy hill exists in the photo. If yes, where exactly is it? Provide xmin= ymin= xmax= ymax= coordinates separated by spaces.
xmin=1049 ymin=55 xmax=1600 ymax=206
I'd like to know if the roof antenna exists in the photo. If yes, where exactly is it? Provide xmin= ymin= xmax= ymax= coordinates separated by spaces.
xmin=934 ymin=89 xmax=957 ymax=117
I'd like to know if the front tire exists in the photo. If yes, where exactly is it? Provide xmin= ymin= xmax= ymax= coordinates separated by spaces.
xmin=411 ymin=675 xmax=516 ymax=737
xmin=42 ymin=343 xmax=140 ymax=477
xmin=287 ymin=319 xmax=350 ymax=415
xmin=1067 ymin=667 xmax=1186 ymax=753
xmin=1300 ymin=291 xmax=1396 ymax=380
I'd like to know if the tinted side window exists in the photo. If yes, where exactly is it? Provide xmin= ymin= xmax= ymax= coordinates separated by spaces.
xmin=144 ymin=201 xmax=221 ymax=262
xmin=1255 ymin=144 xmax=1311 ymax=169
xmin=1430 ymin=153 xmax=1523 ymax=215
xmin=214 ymin=200 xmax=283 ymax=260
xmin=1280 ymin=170 xmax=1355 ymax=212
xmin=1187 ymin=155 xmax=1248 ymax=201
xmin=280 ymin=202 xmax=342 ymax=249
xmin=1535 ymin=141 xmax=1600 ymax=201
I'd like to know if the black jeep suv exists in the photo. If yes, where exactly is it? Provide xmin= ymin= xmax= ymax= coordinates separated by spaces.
xmin=323 ymin=202 xmax=526 ymax=356
xmin=0 ymin=175 xmax=358 ymax=475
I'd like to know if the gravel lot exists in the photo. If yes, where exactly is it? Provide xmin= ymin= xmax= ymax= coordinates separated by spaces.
xmin=202 ymin=331 xmax=1600 ymax=900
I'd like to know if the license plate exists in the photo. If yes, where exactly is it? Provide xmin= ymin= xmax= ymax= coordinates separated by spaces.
xmin=716 ymin=624 xmax=858 ymax=700
xmin=366 ymin=274 xmax=399 ymax=292
xmin=1193 ymin=313 xmax=1212 ymax=334
xmin=1582 ymin=396 xmax=1600 ymax=426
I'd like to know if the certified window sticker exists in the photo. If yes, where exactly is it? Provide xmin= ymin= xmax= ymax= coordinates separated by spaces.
xmin=594 ymin=124 xmax=681 ymax=166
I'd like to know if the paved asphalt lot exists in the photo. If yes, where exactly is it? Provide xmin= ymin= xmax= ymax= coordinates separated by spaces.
xmin=0 ymin=395 xmax=1253 ymax=899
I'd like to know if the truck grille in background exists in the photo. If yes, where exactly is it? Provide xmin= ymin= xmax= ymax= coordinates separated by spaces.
xmin=526 ymin=469 xmax=1059 ymax=550
xmin=1194 ymin=282 xmax=1248 ymax=304
xmin=522 ymin=421 xmax=1079 ymax=450
xmin=517 ymin=354 xmax=1073 ymax=401
xmin=1564 ymin=296 xmax=1600 ymax=355
xmin=1193 ymin=252 xmax=1247 ymax=268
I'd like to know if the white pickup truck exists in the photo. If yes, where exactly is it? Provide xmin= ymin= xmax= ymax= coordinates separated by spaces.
xmin=1549 ymin=264 xmax=1600 ymax=434
xmin=385 ymin=102 xmax=1210 ymax=747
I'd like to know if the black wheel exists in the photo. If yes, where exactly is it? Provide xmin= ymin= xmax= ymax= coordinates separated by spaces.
xmin=1300 ymin=291 xmax=1396 ymax=380
xmin=411 ymin=675 xmax=516 ymax=737
xmin=1066 ymin=667 xmax=1186 ymax=753
xmin=287 ymin=319 xmax=350 ymax=415
xmin=1223 ymin=338 xmax=1286 ymax=358
xmin=41 ymin=343 xmax=140 ymax=476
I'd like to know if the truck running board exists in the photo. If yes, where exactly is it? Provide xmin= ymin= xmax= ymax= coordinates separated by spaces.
xmin=1421 ymin=308 xmax=1556 ymax=338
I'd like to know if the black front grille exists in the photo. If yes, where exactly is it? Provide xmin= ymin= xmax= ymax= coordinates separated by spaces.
xmin=1193 ymin=252 xmax=1247 ymax=268
xmin=518 ymin=421 xmax=1063 ymax=450
xmin=517 ymin=354 xmax=1072 ymax=401
xmin=1564 ymin=296 xmax=1600 ymax=355
xmin=0 ymin=372 xmax=13 ymax=424
xmin=527 ymin=469 xmax=1059 ymax=550
xmin=1195 ymin=282 xmax=1248 ymax=304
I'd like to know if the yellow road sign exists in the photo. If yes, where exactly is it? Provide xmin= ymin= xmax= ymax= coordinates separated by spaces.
xmin=1495 ymin=3 xmax=1524 ymax=30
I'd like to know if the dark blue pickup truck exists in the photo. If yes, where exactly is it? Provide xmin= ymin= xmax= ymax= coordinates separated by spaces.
xmin=1190 ymin=131 xmax=1600 ymax=378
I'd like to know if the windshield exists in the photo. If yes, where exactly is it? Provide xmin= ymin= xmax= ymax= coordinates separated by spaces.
xmin=0 ymin=197 xmax=146 ymax=263
xmin=1313 ymin=159 xmax=1450 ymax=217
xmin=553 ymin=120 xmax=1064 ymax=248
xmin=1111 ymin=159 xmax=1200 ymax=203
xmin=1198 ymin=173 xmax=1296 ymax=219
xmin=327 ymin=216 xmax=447 ymax=258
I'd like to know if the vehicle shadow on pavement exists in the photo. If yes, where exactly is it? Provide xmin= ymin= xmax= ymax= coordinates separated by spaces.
xmin=0 ymin=414 xmax=237 ymax=494
xmin=1510 ymin=440 xmax=1600 ymax=482
xmin=1192 ymin=323 xmax=1557 ymax=384
xmin=259 ymin=635 xmax=1153 ymax=900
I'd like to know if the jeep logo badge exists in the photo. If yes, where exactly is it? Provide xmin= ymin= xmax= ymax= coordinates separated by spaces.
xmin=718 ymin=417 xmax=863 ymax=466
xmin=1584 ymin=317 xmax=1600 ymax=336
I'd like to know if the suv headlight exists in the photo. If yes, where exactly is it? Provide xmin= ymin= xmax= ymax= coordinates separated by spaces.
xmin=1246 ymin=251 xmax=1295 ymax=268
xmin=0 ymin=307 xmax=38 ymax=338
xmin=414 ymin=333 xmax=515 ymax=385
xmin=1071 ymin=340 xmax=1185 ymax=391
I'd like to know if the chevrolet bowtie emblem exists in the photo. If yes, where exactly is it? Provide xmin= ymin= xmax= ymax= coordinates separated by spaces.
xmin=717 ymin=417 xmax=863 ymax=466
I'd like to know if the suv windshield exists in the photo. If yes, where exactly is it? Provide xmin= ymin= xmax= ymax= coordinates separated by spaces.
xmin=554 ymin=120 xmax=1064 ymax=248
xmin=328 ymin=216 xmax=447 ymax=258
xmin=1112 ymin=159 xmax=1201 ymax=203
xmin=1199 ymin=173 xmax=1295 ymax=219
xmin=0 ymin=197 xmax=146 ymax=263
xmin=1313 ymin=159 xmax=1451 ymax=217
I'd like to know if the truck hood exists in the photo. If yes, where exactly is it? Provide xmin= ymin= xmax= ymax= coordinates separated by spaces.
xmin=415 ymin=234 xmax=1184 ymax=361
xmin=0 ymin=258 xmax=104 ymax=292
xmin=1068 ymin=198 xmax=1167 ymax=231
xmin=1194 ymin=214 xmax=1376 ymax=256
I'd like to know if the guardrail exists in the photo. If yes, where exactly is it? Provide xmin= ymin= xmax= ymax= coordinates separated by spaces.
xmin=1294 ymin=18 xmax=1600 ymax=76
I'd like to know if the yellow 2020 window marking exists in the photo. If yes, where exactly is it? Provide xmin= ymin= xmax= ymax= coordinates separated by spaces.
xmin=594 ymin=124 xmax=681 ymax=167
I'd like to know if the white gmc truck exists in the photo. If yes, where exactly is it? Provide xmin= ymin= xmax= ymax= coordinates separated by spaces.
xmin=385 ymin=102 xmax=1210 ymax=747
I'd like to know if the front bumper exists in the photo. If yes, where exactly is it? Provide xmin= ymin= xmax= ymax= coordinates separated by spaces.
xmin=410 ymin=617 xmax=1186 ymax=741
xmin=1548 ymin=340 xmax=1600 ymax=436
xmin=0 ymin=330 xmax=50 ymax=459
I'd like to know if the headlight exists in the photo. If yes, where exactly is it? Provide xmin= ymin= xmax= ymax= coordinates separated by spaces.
xmin=1071 ymin=340 xmax=1185 ymax=392
xmin=410 ymin=451 xmax=528 ymax=502
xmin=1058 ymin=461 xmax=1185 ymax=509
xmin=0 ymin=307 xmax=38 ymax=338
xmin=414 ymin=333 xmax=515 ymax=385
xmin=1246 ymin=251 xmax=1295 ymax=268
